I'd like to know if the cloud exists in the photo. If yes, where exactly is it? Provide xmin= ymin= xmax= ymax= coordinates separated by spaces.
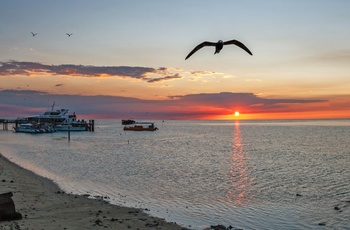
xmin=55 ymin=84 xmax=63 ymax=87
xmin=146 ymin=73 xmax=182 ymax=83
xmin=190 ymin=70 xmax=216 ymax=75
xmin=0 ymin=90 xmax=332 ymax=120
xmin=169 ymin=92 xmax=324 ymax=109
xmin=0 ymin=61 xmax=182 ymax=83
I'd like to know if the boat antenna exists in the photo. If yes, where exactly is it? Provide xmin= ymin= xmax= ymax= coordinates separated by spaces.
xmin=51 ymin=102 xmax=55 ymax=111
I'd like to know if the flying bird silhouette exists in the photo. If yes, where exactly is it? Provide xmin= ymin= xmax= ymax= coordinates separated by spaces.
xmin=31 ymin=32 xmax=37 ymax=37
xmin=185 ymin=39 xmax=252 ymax=60
xmin=66 ymin=33 xmax=73 ymax=37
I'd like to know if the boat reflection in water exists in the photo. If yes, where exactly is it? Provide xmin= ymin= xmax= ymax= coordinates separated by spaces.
xmin=226 ymin=120 xmax=251 ymax=206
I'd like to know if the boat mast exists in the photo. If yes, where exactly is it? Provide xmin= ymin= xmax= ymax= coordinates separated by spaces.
xmin=51 ymin=102 xmax=55 ymax=111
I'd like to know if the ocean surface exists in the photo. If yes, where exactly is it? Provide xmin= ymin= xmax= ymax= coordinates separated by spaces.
xmin=1 ymin=119 xmax=350 ymax=229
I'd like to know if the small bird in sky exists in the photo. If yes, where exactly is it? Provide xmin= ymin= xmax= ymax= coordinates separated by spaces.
xmin=66 ymin=33 xmax=73 ymax=37
xmin=31 ymin=32 xmax=37 ymax=37
xmin=185 ymin=39 xmax=253 ymax=60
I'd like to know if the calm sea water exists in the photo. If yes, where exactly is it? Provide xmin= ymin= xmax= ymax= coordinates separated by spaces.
xmin=1 ymin=120 xmax=350 ymax=229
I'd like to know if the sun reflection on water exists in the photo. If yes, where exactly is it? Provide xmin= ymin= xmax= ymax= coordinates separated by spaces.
xmin=226 ymin=120 xmax=251 ymax=207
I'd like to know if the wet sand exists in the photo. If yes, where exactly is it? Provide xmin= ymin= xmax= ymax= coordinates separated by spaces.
xmin=0 ymin=154 xmax=185 ymax=230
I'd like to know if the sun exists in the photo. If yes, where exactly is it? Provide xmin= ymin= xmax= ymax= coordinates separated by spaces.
xmin=234 ymin=111 xmax=240 ymax=117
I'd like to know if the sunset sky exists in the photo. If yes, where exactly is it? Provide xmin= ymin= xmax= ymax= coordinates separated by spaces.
xmin=1 ymin=0 xmax=350 ymax=120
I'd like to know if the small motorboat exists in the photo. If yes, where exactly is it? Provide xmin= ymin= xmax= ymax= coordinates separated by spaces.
xmin=123 ymin=122 xmax=158 ymax=131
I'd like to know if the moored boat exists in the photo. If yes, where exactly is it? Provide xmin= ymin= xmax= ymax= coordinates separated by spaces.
xmin=123 ymin=122 xmax=158 ymax=131
xmin=55 ymin=120 xmax=89 ymax=131
xmin=15 ymin=102 xmax=90 ymax=131
xmin=122 ymin=119 xmax=136 ymax=125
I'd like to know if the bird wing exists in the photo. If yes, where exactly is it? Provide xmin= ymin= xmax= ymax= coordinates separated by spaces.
xmin=223 ymin=40 xmax=253 ymax=55
xmin=185 ymin=41 xmax=217 ymax=60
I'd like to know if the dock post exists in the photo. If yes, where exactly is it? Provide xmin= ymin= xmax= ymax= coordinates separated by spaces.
xmin=68 ymin=126 xmax=71 ymax=142
xmin=88 ymin=120 xmax=94 ymax=132
xmin=2 ymin=122 xmax=8 ymax=131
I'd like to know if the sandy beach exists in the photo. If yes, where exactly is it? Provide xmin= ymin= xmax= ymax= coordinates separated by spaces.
xmin=0 ymin=154 xmax=186 ymax=230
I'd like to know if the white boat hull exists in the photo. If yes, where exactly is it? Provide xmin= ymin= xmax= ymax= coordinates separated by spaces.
xmin=14 ymin=123 xmax=56 ymax=133
xmin=55 ymin=125 xmax=88 ymax=131
xmin=14 ymin=127 xmax=39 ymax=133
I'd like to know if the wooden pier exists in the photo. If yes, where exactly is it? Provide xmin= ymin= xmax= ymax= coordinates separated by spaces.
xmin=0 ymin=119 xmax=14 ymax=131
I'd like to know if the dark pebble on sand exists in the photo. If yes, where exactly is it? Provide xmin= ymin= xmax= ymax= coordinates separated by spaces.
xmin=210 ymin=225 xmax=227 ymax=230
xmin=145 ymin=221 xmax=159 ymax=227
xmin=94 ymin=219 xmax=103 ymax=226
xmin=210 ymin=224 xmax=243 ymax=230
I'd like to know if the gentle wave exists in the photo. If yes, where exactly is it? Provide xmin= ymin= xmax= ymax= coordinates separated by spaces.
xmin=1 ymin=119 xmax=350 ymax=229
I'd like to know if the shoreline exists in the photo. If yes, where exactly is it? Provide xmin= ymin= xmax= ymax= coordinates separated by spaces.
xmin=0 ymin=153 xmax=186 ymax=230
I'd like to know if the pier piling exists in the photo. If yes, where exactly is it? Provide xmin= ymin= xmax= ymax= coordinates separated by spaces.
xmin=89 ymin=120 xmax=94 ymax=132
xmin=2 ymin=122 xmax=8 ymax=131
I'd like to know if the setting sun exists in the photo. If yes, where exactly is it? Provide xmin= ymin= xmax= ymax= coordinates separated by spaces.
xmin=235 ymin=111 xmax=240 ymax=117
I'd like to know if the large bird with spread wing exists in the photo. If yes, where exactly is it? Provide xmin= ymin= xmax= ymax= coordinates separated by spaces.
xmin=185 ymin=39 xmax=252 ymax=60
